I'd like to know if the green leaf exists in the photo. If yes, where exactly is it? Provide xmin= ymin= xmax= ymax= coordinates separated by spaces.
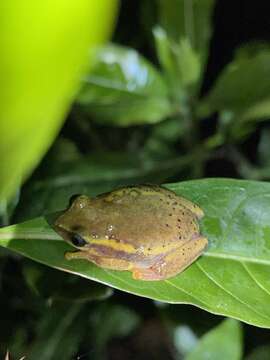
xmin=233 ymin=128 xmax=270 ymax=180
xmin=14 ymin=150 xmax=190 ymax=221
xmin=186 ymin=319 xmax=242 ymax=360
xmin=27 ymin=303 xmax=83 ymax=360
xmin=23 ymin=261 xmax=113 ymax=302
xmin=199 ymin=51 xmax=270 ymax=123
xmin=153 ymin=27 xmax=201 ymax=98
xmin=92 ymin=304 xmax=140 ymax=357
xmin=0 ymin=1 xmax=118 ymax=201
xmin=76 ymin=44 xmax=172 ymax=126
xmin=157 ymin=0 xmax=215 ymax=70
xmin=2 ymin=179 xmax=270 ymax=328
xmin=174 ymin=325 xmax=198 ymax=356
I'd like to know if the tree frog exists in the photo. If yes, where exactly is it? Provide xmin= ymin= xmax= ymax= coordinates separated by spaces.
xmin=54 ymin=185 xmax=208 ymax=281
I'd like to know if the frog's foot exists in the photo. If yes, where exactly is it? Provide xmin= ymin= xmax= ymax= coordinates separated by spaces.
xmin=132 ymin=235 xmax=208 ymax=281
xmin=132 ymin=267 xmax=165 ymax=281
xmin=65 ymin=250 xmax=132 ymax=271
xmin=65 ymin=250 xmax=90 ymax=261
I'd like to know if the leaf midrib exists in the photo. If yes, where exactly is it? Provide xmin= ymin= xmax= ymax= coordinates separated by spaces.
xmin=1 ymin=228 xmax=270 ymax=267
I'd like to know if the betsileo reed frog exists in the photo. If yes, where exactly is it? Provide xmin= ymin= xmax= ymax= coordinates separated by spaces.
xmin=54 ymin=185 xmax=208 ymax=281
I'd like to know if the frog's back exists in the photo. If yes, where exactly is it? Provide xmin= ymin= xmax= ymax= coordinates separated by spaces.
xmin=93 ymin=185 xmax=202 ymax=251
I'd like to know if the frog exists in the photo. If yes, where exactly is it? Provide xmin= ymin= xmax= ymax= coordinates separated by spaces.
xmin=54 ymin=185 xmax=208 ymax=281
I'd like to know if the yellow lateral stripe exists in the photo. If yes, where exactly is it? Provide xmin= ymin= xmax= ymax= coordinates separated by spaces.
xmin=90 ymin=238 xmax=136 ymax=253
xmin=90 ymin=237 xmax=179 ymax=255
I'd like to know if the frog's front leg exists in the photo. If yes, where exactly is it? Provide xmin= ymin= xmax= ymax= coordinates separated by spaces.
xmin=132 ymin=236 xmax=208 ymax=281
xmin=65 ymin=249 xmax=132 ymax=271
xmin=65 ymin=250 xmax=96 ymax=261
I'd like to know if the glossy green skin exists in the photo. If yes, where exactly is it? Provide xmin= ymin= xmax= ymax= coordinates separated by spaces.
xmin=54 ymin=185 xmax=208 ymax=281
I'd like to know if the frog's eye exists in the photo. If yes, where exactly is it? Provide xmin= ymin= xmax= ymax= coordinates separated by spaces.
xmin=70 ymin=233 xmax=87 ymax=247
xmin=69 ymin=194 xmax=82 ymax=207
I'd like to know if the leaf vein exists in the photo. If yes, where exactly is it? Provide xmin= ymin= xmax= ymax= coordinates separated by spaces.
xmin=165 ymin=279 xmax=210 ymax=308
xmin=196 ymin=262 xmax=270 ymax=322
xmin=204 ymin=252 xmax=270 ymax=266
xmin=242 ymin=262 xmax=270 ymax=297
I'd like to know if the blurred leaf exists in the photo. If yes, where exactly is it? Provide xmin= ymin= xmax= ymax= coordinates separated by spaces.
xmin=228 ymin=145 xmax=270 ymax=181
xmin=235 ymin=41 xmax=270 ymax=60
xmin=174 ymin=325 xmax=198 ymax=356
xmin=144 ymin=117 xmax=187 ymax=155
xmin=245 ymin=345 xmax=270 ymax=360
xmin=233 ymin=127 xmax=270 ymax=180
xmin=92 ymin=304 xmax=140 ymax=358
xmin=153 ymin=27 xmax=201 ymax=98
xmin=186 ymin=318 xmax=242 ymax=360
xmin=150 ymin=117 xmax=186 ymax=143
xmin=199 ymin=51 xmax=270 ymax=135
xmin=3 ymin=179 xmax=270 ymax=327
xmin=76 ymin=44 xmax=172 ymax=126
xmin=0 ymin=1 xmax=118 ymax=201
xmin=23 ymin=262 xmax=113 ymax=302
xmin=14 ymin=151 xmax=190 ymax=221
xmin=27 ymin=303 xmax=82 ymax=360
xmin=157 ymin=0 xmax=215 ymax=71
xmin=176 ymin=38 xmax=201 ymax=89
xmin=0 ymin=190 xmax=20 ymax=226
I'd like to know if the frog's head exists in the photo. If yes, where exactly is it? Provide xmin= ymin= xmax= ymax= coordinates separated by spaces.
xmin=54 ymin=194 xmax=92 ymax=250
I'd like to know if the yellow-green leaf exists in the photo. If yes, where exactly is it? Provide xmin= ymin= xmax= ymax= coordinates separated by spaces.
xmin=0 ymin=0 xmax=118 ymax=201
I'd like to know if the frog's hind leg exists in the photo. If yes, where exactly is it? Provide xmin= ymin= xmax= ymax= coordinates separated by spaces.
xmin=132 ymin=236 xmax=208 ymax=281
xmin=176 ymin=197 xmax=204 ymax=219
xmin=65 ymin=249 xmax=132 ymax=271
xmin=92 ymin=256 xmax=132 ymax=271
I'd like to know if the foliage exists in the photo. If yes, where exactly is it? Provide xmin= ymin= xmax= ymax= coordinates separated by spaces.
xmin=186 ymin=318 xmax=242 ymax=360
xmin=1 ymin=0 xmax=270 ymax=359
xmin=0 ymin=0 xmax=118 ymax=201
xmin=2 ymin=179 xmax=270 ymax=330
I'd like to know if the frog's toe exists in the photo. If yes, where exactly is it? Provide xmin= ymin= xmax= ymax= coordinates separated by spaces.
xmin=132 ymin=267 xmax=164 ymax=281
xmin=65 ymin=250 xmax=88 ymax=261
